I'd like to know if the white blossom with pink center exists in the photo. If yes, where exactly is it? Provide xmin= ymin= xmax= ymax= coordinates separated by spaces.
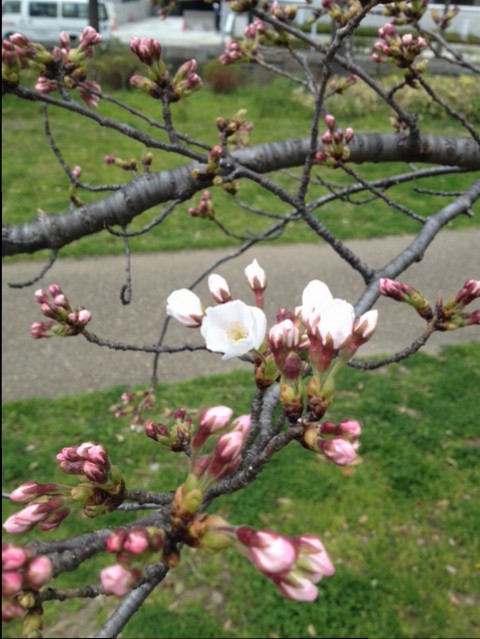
xmin=200 ymin=300 xmax=266 ymax=360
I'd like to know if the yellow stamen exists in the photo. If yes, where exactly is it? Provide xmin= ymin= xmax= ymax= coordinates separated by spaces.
xmin=226 ymin=320 xmax=248 ymax=344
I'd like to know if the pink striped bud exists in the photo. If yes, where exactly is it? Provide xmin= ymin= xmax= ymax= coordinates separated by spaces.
xmin=9 ymin=481 xmax=60 ymax=503
xmin=244 ymin=259 xmax=267 ymax=292
xmin=237 ymin=527 xmax=297 ymax=574
xmin=319 ymin=438 xmax=357 ymax=466
xmin=208 ymin=273 xmax=232 ymax=303
xmin=297 ymin=535 xmax=335 ymax=578
xmin=231 ymin=414 xmax=251 ymax=438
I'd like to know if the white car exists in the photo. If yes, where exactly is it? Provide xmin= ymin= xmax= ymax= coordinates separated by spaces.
xmin=2 ymin=0 xmax=116 ymax=44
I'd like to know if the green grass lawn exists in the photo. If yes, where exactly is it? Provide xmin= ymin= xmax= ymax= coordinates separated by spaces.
xmin=2 ymin=342 xmax=479 ymax=638
xmin=3 ymin=74 xmax=479 ymax=262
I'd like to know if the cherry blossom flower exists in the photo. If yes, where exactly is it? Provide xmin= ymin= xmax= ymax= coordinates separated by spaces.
xmin=200 ymin=300 xmax=267 ymax=360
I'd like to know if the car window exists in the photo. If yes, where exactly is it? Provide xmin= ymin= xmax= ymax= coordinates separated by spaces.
xmin=61 ymin=2 xmax=87 ymax=18
xmin=2 ymin=1 xmax=21 ymax=13
xmin=29 ymin=2 xmax=58 ymax=17
xmin=60 ymin=2 xmax=108 ymax=20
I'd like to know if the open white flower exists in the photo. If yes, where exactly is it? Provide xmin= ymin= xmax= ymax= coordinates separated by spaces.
xmin=166 ymin=289 xmax=204 ymax=327
xmin=300 ymin=280 xmax=334 ymax=325
xmin=200 ymin=300 xmax=267 ymax=360
xmin=317 ymin=298 xmax=355 ymax=348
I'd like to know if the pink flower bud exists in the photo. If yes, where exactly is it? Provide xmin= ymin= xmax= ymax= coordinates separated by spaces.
xmin=9 ymin=481 xmax=57 ymax=503
xmin=353 ymin=309 xmax=378 ymax=343
xmin=166 ymin=289 xmax=205 ymax=327
xmin=297 ymin=535 xmax=335 ymax=578
xmin=199 ymin=405 xmax=233 ymax=433
xmin=455 ymin=279 xmax=480 ymax=306
xmin=33 ymin=289 xmax=48 ymax=303
xmin=208 ymin=273 xmax=232 ymax=304
xmin=276 ymin=573 xmax=319 ymax=602
xmin=23 ymin=555 xmax=52 ymax=589
xmin=268 ymin=319 xmax=300 ymax=352
xmin=2 ymin=544 xmax=29 ymax=571
xmin=320 ymin=438 xmax=357 ymax=466
xmin=231 ymin=414 xmax=251 ymax=438
xmin=86 ymin=444 xmax=109 ymax=467
xmin=321 ymin=131 xmax=332 ymax=144
xmin=238 ymin=528 xmax=297 ymax=574
xmin=244 ymin=259 xmax=267 ymax=292
xmin=76 ymin=308 xmax=92 ymax=326
xmin=83 ymin=461 xmax=108 ymax=484
xmin=378 ymin=278 xmax=412 ymax=301
xmin=338 ymin=418 xmax=362 ymax=438
xmin=344 ymin=127 xmax=354 ymax=143
xmin=2 ymin=571 xmax=24 ymax=597
xmin=100 ymin=564 xmax=141 ymax=597
xmin=106 ymin=529 xmax=128 ymax=554
xmin=213 ymin=430 xmax=244 ymax=464
xmin=3 ymin=503 xmax=47 ymax=534
xmin=324 ymin=114 xmax=336 ymax=130
xmin=123 ymin=530 xmax=149 ymax=555
xmin=1 ymin=599 xmax=25 ymax=621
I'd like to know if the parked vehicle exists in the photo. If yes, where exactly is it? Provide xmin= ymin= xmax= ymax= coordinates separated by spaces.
xmin=2 ymin=0 xmax=116 ymax=43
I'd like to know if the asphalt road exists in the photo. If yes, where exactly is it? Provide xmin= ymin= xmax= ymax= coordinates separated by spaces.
xmin=3 ymin=231 xmax=479 ymax=401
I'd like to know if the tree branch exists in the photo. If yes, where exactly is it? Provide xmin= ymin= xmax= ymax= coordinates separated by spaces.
xmin=3 ymin=134 xmax=479 ymax=256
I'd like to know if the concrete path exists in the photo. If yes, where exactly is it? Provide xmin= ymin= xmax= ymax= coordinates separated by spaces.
xmin=2 ymin=231 xmax=479 ymax=401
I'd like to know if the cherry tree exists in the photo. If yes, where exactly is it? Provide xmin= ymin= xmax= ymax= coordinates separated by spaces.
xmin=2 ymin=1 xmax=479 ymax=637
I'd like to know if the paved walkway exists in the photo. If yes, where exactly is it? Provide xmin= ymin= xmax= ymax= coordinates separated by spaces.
xmin=2 ymin=231 xmax=479 ymax=401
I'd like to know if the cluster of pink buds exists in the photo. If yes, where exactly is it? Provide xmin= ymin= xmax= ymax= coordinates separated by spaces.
xmin=270 ymin=0 xmax=297 ymax=22
xmin=235 ymin=527 xmax=334 ymax=602
xmin=372 ymin=23 xmax=428 ymax=81
xmin=188 ymin=190 xmax=215 ymax=219
xmin=3 ymin=29 xmax=103 ymax=106
xmin=129 ymin=36 xmax=201 ymax=102
xmin=146 ymin=407 xmax=193 ymax=452
xmin=379 ymin=278 xmax=433 ymax=319
xmin=31 ymin=283 xmax=91 ymax=339
xmin=219 ymin=40 xmax=247 ymax=65
xmin=328 ymin=74 xmax=358 ymax=96
xmin=303 ymin=418 xmax=362 ymax=466
xmin=100 ymin=526 xmax=166 ymax=596
xmin=431 ymin=5 xmax=460 ymax=32
xmin=244 ymin=17 xmax=268 ymax=40
xmin=56 ymin=442 xmax=125 ymax=516
xmin=171 ymin=408 xmax=251 ymax=526
xmin=321 ymin=0 xmax=362 ymax=28
xmin=315 ymin=114 xmax=354 ymax=168
xmin=3 ymin=482 xmax=71 ymax=534
xmin=216 ymin=108 xmax=253 ymax=149
xmin=380 ymin=278 xmax=480 ymax=331
xmin=2 ymin=543 xmax=52 ymax=622
xmin=383 ymin=0 xmax=429 ymax=25
xmin=109 ymin=388 xmax=155 ymax=430
xmin=2 ymin=33 xmax=37 ymax=87
xmin=103 ymin=154 xmax=138 ymax=171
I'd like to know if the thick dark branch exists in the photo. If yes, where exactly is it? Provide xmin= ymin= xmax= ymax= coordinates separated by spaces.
xmin=3 ymin=135 xmax=479 ymax=256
